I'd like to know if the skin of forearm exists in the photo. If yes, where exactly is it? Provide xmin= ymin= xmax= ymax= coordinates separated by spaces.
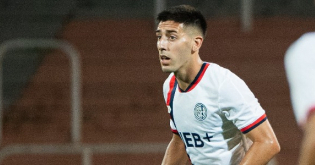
xmin=239 ymin=141 xmax=280 ymax=165
xmin=299 ymin=137 xmax=315 ymax=165
xmin=299 ymin=115 xmax=315 ymax=165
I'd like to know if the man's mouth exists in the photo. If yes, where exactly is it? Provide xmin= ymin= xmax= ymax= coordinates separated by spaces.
xmin=160 ymin=55 xmax=170 ymax=65
xmin=160 ymin=55 xmax=170 ymax=60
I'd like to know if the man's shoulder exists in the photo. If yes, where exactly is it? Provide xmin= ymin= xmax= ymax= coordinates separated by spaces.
xmin=162 ymin=73 xmax=175 ymax=90
xmin=285 ymin=32 xmax=315 ymax=63
xmin=206 ymin=62 xmax=228 ymax=71
xmin=300 ymin=32 xmax=315 ymax=41
xmin=163 ymin=73 xmax=174 ymax=83
xmin=289 ymin=32 xmax=315 ymax=52
xmin=205 ymin=62 xmax=232 ymax=78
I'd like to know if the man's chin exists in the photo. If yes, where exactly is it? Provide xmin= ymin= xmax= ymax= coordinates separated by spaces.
xmin=161 ymin=67 xmax=173 ymax=73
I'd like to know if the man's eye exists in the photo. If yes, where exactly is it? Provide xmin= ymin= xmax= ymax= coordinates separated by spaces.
xmin=170 ymin=36 xmax=176 ymax=40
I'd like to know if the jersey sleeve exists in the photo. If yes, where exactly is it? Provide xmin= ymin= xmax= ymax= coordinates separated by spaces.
xmin=218 ymin=71 xmax=266 ymax=134
xmin=169 ymin=119 xmax=178 ymax=134
xmin=285 ymin=32 xmax=315 ymax=127
xmin=163 ymin=73 xmax=178 ymax=134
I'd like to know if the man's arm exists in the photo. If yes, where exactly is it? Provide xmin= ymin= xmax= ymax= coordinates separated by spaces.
xmin=239 ymin=120 xmax=280 ymax=165
xmin=162 ymin=133 xmax=189 ymax=165
xmin=299 ymin=113 xmax=315 ymax=165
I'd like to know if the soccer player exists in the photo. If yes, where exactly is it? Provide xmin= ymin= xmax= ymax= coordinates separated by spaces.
xmin=155 ymin=5 xmax=280 ymax=165
xmin=285 ymin=32 xmax=315 ymax=165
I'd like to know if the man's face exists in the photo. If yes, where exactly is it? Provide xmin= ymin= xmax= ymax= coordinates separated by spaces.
xmin=156 ymin=21 xmax=193 ymax=73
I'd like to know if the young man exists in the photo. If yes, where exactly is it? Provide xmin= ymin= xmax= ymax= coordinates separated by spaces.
xmin=156 ymin=5 xmax=280 ymax=165
xmin=285 ymin=32 xmax=315 ymax=165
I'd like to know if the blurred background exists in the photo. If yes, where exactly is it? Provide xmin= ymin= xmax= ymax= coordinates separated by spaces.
xmin=0 ymin=0 xmax=315 ymax=164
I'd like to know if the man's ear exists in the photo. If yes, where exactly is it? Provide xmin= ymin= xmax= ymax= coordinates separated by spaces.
xmin=192 ymin=36 xmax=203 ymax=52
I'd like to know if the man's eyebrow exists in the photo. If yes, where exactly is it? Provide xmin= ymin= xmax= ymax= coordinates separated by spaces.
xmin=155 ymin=30 xmax=178 ymax=33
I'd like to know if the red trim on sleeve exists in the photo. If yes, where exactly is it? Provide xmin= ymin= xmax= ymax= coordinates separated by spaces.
xmin=171 ymin=129 xmax=178 ymax=134
xmin=241 ymin=114 xmax=267 ymax=134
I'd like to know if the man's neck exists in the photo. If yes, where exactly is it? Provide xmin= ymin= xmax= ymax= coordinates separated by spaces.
xmin=174 ymin=58 xmax=203 ymax=91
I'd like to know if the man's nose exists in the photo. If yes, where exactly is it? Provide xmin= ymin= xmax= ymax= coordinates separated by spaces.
xmin=157 ymin=38 xmax=167 ymax=51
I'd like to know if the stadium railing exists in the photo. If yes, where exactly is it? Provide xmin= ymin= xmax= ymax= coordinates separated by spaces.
xmin=0 ymin=39 xmax=167 ymax=165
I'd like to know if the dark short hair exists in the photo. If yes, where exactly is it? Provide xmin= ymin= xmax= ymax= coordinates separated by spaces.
xmin=157 ymin=5 xmax=207 ymax=37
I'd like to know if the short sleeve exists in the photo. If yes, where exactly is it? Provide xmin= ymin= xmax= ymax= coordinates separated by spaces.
xmin=163 ymin=74 xmax=179 ymax=134
xmin=170 ymin=119 xmax=178 ymax=134
xmin=218 ymin=71 xmax=266 ymax=134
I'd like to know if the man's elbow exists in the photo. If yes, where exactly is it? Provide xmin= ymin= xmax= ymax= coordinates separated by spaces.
xmin=269 ymin=139 xmax=281 ymax=156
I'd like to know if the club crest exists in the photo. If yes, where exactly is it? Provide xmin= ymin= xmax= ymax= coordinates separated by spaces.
xmin=194 ymin=103 xmax=207 ymax=121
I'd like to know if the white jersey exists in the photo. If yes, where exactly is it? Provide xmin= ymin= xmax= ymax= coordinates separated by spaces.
xmin=163 ymin=62 xmax=266 ymax=165
xmin=285 ymin=32 xmax=315 ymax=127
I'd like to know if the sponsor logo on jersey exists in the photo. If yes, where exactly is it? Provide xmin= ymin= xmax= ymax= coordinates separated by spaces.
xmin=178 ymin=132 xmax=213 ymax=148
xmin=194 ymin=103 xmax=207 ymax=121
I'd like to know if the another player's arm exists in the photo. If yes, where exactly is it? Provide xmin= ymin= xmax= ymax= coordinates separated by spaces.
xmin=239 ymin=119 xmax=280 ymax=165
xmin=298 ymin=113 xmax=315 ymax=165
xmin=162 ymin=133 xmax=189 ymax=165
